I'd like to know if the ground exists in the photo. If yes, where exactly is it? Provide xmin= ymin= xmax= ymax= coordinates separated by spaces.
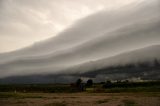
xmin=0 ymin=92 xmax=160 ymax=106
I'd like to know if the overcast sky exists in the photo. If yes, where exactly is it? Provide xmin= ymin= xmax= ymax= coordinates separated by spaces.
xmin=0 ymin=0 xmax=142 ymax=53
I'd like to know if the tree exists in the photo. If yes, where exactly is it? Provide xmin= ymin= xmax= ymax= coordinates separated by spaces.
xmin=76 ymin=78 xmax=82 ymax=87
xmin=103 ymin=80 xmax=112 ymax=88
xmin=86 ymin=79 xmax=93 ymax=87
xmin=106 ymin=80 xmax=112 ymax=84
xmin=75 ymin=78 xmax=85 ymax=91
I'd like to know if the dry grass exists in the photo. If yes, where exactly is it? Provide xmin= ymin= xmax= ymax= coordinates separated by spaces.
xmin=0 ymin=92 xmax=160 ymax=106
xmin=122 ymin=99 xmax=136 ymax=106
xmin=44 ymin=102 xmax=67 ymax=106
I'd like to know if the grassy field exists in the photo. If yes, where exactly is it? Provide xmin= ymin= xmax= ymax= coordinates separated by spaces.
xmin=0 ymin=81 xmax=160 ymax=93
xmin=0 ymin=81 xmax=160 ymax=106
xmin=0 ymin=92 xmax=160 ymax=106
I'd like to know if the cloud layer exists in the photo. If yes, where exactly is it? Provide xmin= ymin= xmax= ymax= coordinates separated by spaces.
xmin=0 ymin=0 xmax=160 ymax=79
xmin=0 ymin=0 xmax=143 ymax=52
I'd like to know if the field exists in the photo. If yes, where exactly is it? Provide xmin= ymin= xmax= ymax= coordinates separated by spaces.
xmin=0 ymin=92 xmax=160 ymax=106
xmin=0 ymin=81 xmax=160 ymax=106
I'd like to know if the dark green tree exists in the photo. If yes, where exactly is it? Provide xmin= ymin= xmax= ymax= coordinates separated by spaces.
xmin=86 ymin=79 xmax=93 ymax=87
xmin=76 ymin=78 xmax=82 ymax=87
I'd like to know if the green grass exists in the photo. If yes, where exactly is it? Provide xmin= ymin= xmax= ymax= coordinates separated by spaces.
xmin=0 ymin=84 xmax=72 ymax=93
xmin=0 ymin=82 xmax=160 ymax=94
xmin=104 ymin=86 xmax=160 ymax=93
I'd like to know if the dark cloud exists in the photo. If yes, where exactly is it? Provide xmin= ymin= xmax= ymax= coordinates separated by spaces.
xmin=0 ymin=0 xmax=159 ymax=79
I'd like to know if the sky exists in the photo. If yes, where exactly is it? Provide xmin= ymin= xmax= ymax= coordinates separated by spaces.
xmin=0 ymin=0 xmax=160 ymax=79
xmin=0 ymin=0 xmax=142 ymax=53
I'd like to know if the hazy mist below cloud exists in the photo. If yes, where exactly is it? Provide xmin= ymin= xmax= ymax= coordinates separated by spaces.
xmin=0 ymin=0 xmax=160 ymax=79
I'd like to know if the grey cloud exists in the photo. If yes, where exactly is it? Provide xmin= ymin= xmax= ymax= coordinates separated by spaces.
xmin=0 ymin=0 xmax=159 ymax=60
xmin=0 ymin=0 xmax=160 ymax=78
xmin=0 ymin=0 xmax=142 ymax=52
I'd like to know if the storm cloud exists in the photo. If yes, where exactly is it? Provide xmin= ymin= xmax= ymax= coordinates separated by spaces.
xmin=0 ymin=0 xmax=160 ymax=79
xmin=0 ymin=0 xmax=140 ymax=52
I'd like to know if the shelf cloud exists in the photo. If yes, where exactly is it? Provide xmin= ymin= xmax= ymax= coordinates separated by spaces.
xmin=0 ymin=0 xmax=160 ymax=81
xmin=0 ymin=0 xmax=143 ymax=52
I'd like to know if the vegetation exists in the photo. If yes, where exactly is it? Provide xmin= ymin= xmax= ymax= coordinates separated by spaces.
xmin=102 ymin=81 xmax=160 ymax=88
xmin=0 ymin=80 xmax=160 ymax=94
xmin=44 ymin=102 xmax=67 ymax=106
xmin=0 ymin=84 xmax=74 ymax=93
xmin=0 ymin=92 xmax=44 ymax=98
xmin=76 ymin=78 xmax=82 ymax=87
xmin=86 ymin=79 xmax=93 ymax=87
xmin=122 ymin=99 xmax=136 ymax=106
xmin=96 ymin=99 xmax=110 ymax=104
